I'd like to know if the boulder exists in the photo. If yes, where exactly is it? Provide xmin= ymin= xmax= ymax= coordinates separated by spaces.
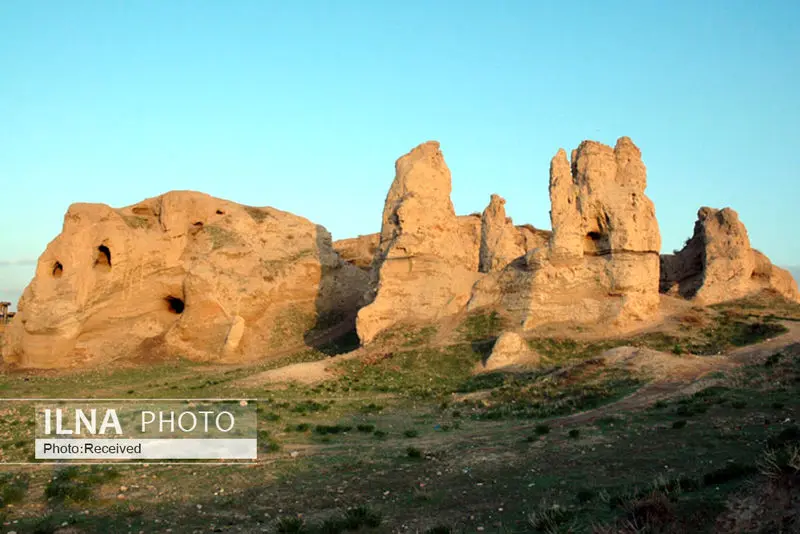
xmin=483 ymin=331 xmax=538 ymax=370
xmin=355 ymin=141 xmax=482 ymax=343
xmin=660 ymin=207 xmax=800 ymax=304
xmin=2 ymin=191 xmax=369 ymax=368
xmin=470 ymin=137 xmax=662 ymax=328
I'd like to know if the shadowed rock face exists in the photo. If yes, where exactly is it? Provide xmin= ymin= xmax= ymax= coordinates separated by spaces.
xmin=660 ymin=207 xmax=800 ymax=304
xmin=470 ymin=137 xmax=662 ymax=329
xmin=2 ymin=191 xmax=369 ymax=368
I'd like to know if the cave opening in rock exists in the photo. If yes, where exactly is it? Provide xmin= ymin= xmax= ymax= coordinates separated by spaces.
xmin=584 ymin=231 xmax=610 ymax=256
xmin=52 ymin=261 xmax=63 ymax=278
xmin=95 ymin=245 xmax=112 ymax=270
xmin=165 ymin=296 xmax=185 ymax=314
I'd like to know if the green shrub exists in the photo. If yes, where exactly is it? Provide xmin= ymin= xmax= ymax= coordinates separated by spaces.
xmin=275 ymin=516 xmax=308 ymax=534
xmin=568 ymin=429 xmax=580 ymax=439
xmin=672 ymin=420 xmax=687 ymax=429
xmin=356 ymin=424 xmax=375 ymax=433
xmin=403 ymin=429 xmax=419 ymax=438
xmin=406 ymin=447 xmax=423 ymax=459
xmin=535 ymin=424 xmax=550 ymax=435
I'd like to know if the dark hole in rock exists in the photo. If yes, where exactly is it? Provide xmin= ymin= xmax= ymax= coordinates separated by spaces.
xmin=95 ymin=245 xmax=112 ymax=269
xmin=584 ymin=232 xmax=611 ymax=256
xmin=216 ymin=209 xmax=224 ymax=215
xmin=53 ymin=261 xmax=63 ymax=278
xmin=193 ymin=222 xmax=203 ymax=227
xmin=165 ymin=296 xmax=185 ymax=314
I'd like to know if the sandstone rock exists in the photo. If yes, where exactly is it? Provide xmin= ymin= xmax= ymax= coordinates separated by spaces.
xmin=457 ymin=215 xmax=483 ymax=272
xmin=470 ymin=137 xmax=662 ymax=328
xmin=3 ymin=191 xmax=369 ymax=368
xmin=334 ymin=213 xmax=522 ymax=278
xmin=479 ymin=195 xmax=526 ymax=273
xmin=660 ymin=207 xmax=800 ymax=304
xmin=483 ymin=331 xmax=538 ymax=370
xmin=333 ymin=234 xmax=379 ymax=272
xmin=356 ymin=142 xmax=482 ymax=343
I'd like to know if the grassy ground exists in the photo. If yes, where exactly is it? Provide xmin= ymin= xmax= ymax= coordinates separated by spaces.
xmin=0 ymin=295 xmax=798 ymax=533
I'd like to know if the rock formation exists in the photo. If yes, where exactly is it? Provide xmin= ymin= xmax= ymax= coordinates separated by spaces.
xmin=355 ymin=142 xmax=483 ymax=343
xmin=335 ymin=213 xmax=546 ymax=278
xmin=470 ymin=137 xmax=662 ymax=328
xmin=483 ymin=331 xmax=539 ymax=370
xmin=333 ymin=234 xmax=379 ymax=272
xmin=479 ymin=195 xmax=526 ymax=273
xmin=2 ymin=191 xmax=369 ymax=368
xmin=660 ymin=207 xmax=800 ymax=304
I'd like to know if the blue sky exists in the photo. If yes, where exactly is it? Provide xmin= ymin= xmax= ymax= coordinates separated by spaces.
xmin=1 ymin=0 xmax=799 ymax=307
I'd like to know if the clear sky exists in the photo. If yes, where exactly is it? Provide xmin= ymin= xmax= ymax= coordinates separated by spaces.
xmin=1 ymin=0 xmax=799 ymax=308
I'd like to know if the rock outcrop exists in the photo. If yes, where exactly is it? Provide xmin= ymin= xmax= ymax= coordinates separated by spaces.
xmin=355 ymin=142 xmax=483 ymax=343
xmin=479 ymin=195 xmax=526 ymax=273
xmin=2 ymin=191 xmax=369 ymax=368
xmin=333 ymin=234 xmax=379 ymax=272
xmin=483 ymin=331 xmax=539 ymax=370
xmin=470 ymin=137 xmax=662 ymax=329
xmin=335 ymin=213 xmax=546 ymax=278
xmin=660 ymin=207 xmax=800 ymax=304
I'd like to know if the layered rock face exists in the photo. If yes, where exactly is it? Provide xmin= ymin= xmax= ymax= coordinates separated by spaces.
xmin=355 ymin=142 xmax=483 ymax=343
xmin=2 ymin=191 xmax=368 ymax=368
xmin=470 ymin=137 xmax=662 ymax=328
xmin=660 ymin=207 xmax=800 ymax=304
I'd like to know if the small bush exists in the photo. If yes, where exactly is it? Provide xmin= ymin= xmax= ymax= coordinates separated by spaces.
xmin=275 ymin=516 xmax=308 ymax=534
xmin=315 ymin=424 xmax=352 ymax=435
xmin=403 ymin=429 xmax=419 ymax=438
xmin=426 ymin=526 xmax=453 ymax=534
xmin=767 ymin=425 xmax=800 ymax=448
xmin=407 ymin=447 xmax=423 ymax=459
xmin=627 ymin=490 xmax=674 ymax=528
xmin=535 ymin=424 xmax=550 ymax=435
xmin=0 ymin=474 xmax=28 ymax=507
xmin=356 ymin=424 xmax=375 ymax=433
xmin=672 ymin=420 xmax=687 ymax=429
xmin=702 ymin=461 xmax=757 ymax=485
xmin=342 ymin=506 xmax=382 ymax=529
xmin=732 ymin=401 xmax=747 ymax=409
xmin=568 ymin=429 xmax=580 ymax=439
xmin=373 ymin=430 xmax=387 ymax=439
xmin=765 ymin=352 xmax=783 ymax=367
